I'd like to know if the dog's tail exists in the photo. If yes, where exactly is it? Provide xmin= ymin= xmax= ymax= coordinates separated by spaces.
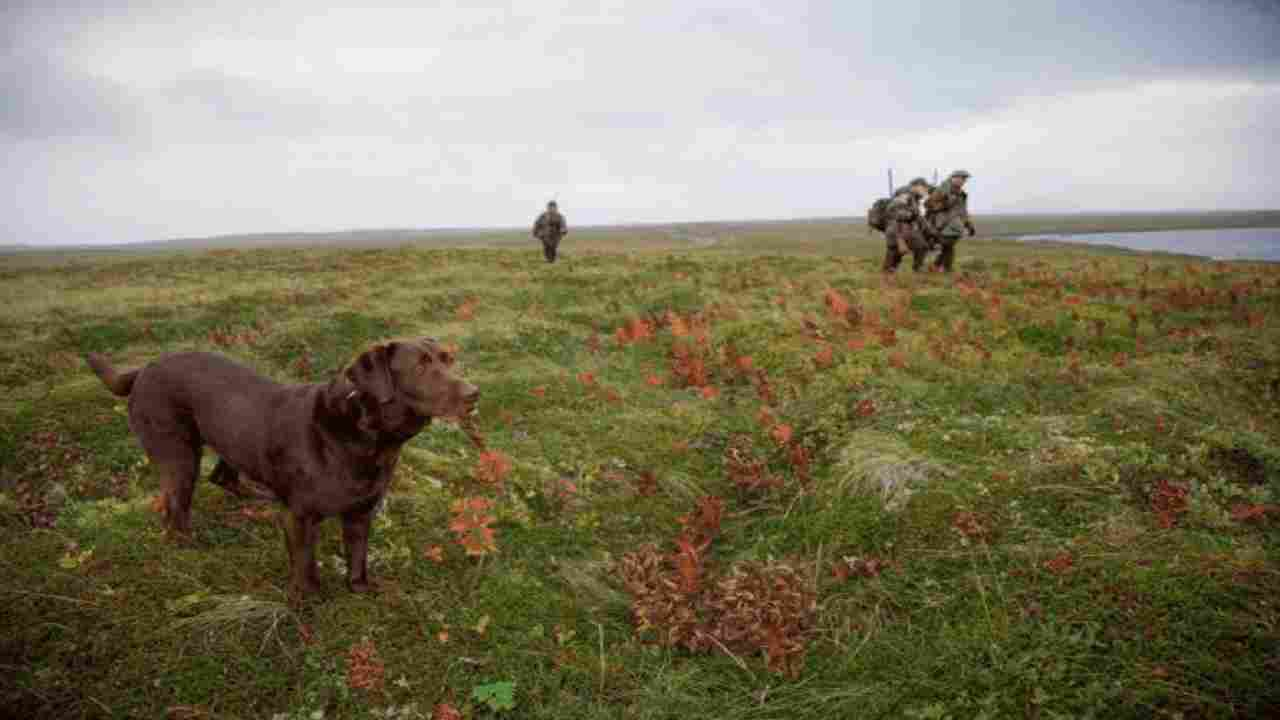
xmin=86 ymin=353 xmax=139 ymax=397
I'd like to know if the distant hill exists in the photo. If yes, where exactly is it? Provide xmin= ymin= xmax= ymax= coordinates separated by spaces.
xmin=3 ymin=210 xmax=1278 ymax=255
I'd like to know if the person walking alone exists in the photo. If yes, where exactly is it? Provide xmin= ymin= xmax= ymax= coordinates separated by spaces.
xmin=532 ymin=200 xmax=568 ymax=263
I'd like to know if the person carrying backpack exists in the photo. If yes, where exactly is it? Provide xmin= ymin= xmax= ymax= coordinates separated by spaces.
xmin=532 ymin=200 xmax=568 ymax=263
xmin=882 ymin=177 xmax=933 ymax=273
xmin=924 ymin=170 xmax=976 ymax=272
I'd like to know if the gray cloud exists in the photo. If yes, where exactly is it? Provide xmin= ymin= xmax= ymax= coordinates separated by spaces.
xmin=2 ymin=0 xmax=1278 ymax=245
xmin=0 ymin=52 xmax=139 ymax=139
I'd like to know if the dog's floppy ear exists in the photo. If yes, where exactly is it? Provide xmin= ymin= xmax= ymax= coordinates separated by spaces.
xmin=345 ymin=342 xmax=398 ymax=404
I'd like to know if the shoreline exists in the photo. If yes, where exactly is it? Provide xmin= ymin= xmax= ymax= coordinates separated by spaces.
xmin=1011 ymin=227 xmax=1280 ymax=263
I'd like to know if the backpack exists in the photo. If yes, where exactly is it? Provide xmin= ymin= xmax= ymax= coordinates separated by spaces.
xmin=867 ymin=197 xmax=892 ymax=232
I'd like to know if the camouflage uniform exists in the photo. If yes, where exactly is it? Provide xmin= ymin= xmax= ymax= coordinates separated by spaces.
xmin=924 ymin=170 xmax=975 ymax=272
xmin=533 ymin=202 xmax=568 ymax=263
xmin=882 ymin=180 xmax=931 ymax=273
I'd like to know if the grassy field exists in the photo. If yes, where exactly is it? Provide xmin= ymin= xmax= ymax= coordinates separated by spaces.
xmin=2 ymin=226 xmax=1278 ymax=719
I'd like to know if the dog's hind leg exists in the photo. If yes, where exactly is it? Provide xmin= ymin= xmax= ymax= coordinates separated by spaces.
xmin=134 ymin=419 xmax=201 ymax=536
xmin=149 ymin=444 xmax=201 ymax=536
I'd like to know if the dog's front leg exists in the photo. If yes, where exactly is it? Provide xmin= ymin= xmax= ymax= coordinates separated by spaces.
xmin=284 ymin=511 xmax=322 ymax=597
xmin=341 ymin=508 xmax=376 ymax=593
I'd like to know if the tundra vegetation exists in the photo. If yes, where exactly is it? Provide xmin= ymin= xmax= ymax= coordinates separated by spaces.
xmin=1 ymin=221 xmax=1278 ymax=719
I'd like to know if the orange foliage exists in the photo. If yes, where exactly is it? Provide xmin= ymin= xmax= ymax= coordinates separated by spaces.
xmin=1230 ymin=504 xmax=1277 ymax=523
xmin=633 ymin=470 xmax=658 ymax=496
xmin=855 ymin=398 xmax=877 ymax=418
xmin=753 ymin=370 xmax=776 ymax=404
xmin=667 ymin=311 xmax=691 ymax=337
xmin=433 ymin=703 xmax=463 ymax=720
xmin=449 ymin=497 xmax=498 ymax=556
xmin=951 ymin=511 xmax=989 ymax=540
xmin=770 ymin=424 xmax=793 ymax=445
xmin=346 ymin=639 xmax=385 ymax=692
xmin=616 ymin=316 xmax=656 ymax=345
xmin=673 ymin=535 xmax=710 ymax=594
xmin=813 ymin=345 xmax=835 ymax=369
xmin=679 ymin=496 xmax=725 ymax=544
xmin=725 ymin=441 xmax=781 ymax=495
xmin=670 ymin=343 xmax=710 ymax=388
xmin=1043 ymin=552 xmax=1074 ymax=575
xmin=1150 ymin=480 xmax=1188 ymax=529
xmin=475 ymin=450 xmax=513 ymax=486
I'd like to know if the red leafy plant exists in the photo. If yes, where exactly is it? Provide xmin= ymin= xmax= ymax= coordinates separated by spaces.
xmin=670 ymin=341 xmax=711 ymax=389
xmin=432 ymin=703 xmax=463 ymax=720
xmin=619 ymin=545 xmax=817 ymax=678
xmin=724 ymin=439 xmax=782 ymax=496
xmin=633 ymin=469 xmax=659 ymax=497
xmin=1149 ymin=479 xmax=1189 ymax=529
xmin=854 ymin=398 xmax=877 ymax=418
xmin=813 ymin=344 xmax=835 ymax=369
xmin=1230 ymin=504 xmax=1278 ymax=524
xmin=474 ymin=450 xmax=513 ymax=487
xmin=951 ymin=511 xmax=989 ymax=541
xmin=678 ymin=495 xmax=725 ymax=545
xmin=823 ymin=288 xmax=862 ymax=327
xmin=615 ymin=316 xmax=656 ymax=345
xmin=449 ymin=497 xmax=498 ymax=557
xmin=346 ymin=638 xmax=385 ymax=692
xmin=702 ymin=562 xmax=817 ymax=678
xmin=1043 ymin=552 xmax=1074 ymax=575
xmin=770 ymin=423 xmax=793 ymax=446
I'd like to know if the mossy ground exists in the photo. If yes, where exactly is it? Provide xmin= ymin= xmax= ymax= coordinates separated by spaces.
xmin=2 ymin=227 xmax=1278 ymax=719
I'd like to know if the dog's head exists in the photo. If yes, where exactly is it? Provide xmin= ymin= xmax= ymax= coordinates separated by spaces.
xmin=342 ymin=338 xmax=479 ymax=435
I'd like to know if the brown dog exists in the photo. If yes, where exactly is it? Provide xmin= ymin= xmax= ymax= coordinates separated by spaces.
xmin=87 ymin=338 xmax=478 ymax=596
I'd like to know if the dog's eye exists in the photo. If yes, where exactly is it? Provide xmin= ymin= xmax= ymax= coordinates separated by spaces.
xmin=439 ymin=351 xmax=454 ymax=366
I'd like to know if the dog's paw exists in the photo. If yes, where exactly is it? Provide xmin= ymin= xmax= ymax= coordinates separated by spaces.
xmin=348 ymin=577 xmax=380 ymax=594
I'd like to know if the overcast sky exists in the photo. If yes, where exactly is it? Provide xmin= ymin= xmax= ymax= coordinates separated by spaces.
xmin=3 ymin=1 xmax=1278 ymax=245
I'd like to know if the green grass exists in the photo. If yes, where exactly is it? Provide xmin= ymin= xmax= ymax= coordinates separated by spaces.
xmin=2 ymin=226 xmax=1279 ymax=719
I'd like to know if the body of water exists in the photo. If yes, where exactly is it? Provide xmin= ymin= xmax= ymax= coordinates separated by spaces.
xmin=1020 ymin=227 xmax=1280 ymax=262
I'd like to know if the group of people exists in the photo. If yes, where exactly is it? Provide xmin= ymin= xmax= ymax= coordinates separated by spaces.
xmin=879 ymin=169 xmax=975 ymax=273
xmin=530 ymin=168 xmax=975 ymax=270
